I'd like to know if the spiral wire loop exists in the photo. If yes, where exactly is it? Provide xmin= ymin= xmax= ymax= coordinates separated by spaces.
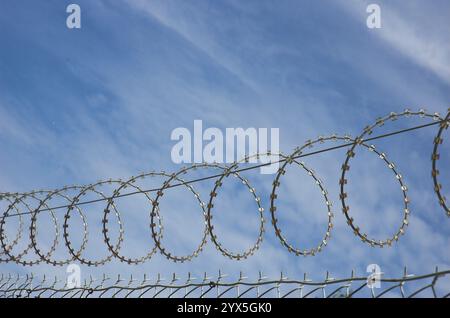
xmin=103 ymin=176 xmax=160 ymax=265
xmin=270 ymin=149 xmax=333 ymax=256
xmin=432 ymin=109 xmax=450 ymax=216
xmin=31 ymin=186 xmax=88 ymax=266
xmin=0 ymin=194 xmax=23 ymax=259
xmin=206 ymin=162 xmax=265 ymax=260
xmin=339 ymin=109 xmax=442 ymax=247
xmin=152 ymin=164 xmax=213 ymax=263
xmin=67 ymin=181 xmax=123 ymax=266
xmin=1 ymin=191 xmax=59 ymax=266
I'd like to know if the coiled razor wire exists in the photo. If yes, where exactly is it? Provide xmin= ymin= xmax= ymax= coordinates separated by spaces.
xmin=0 ymin=268 xmax=449 ymax=298
xmin=0 ymin=108 xmax=448 ymax=265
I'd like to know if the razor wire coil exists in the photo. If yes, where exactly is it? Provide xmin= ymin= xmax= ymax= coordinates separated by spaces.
xmin=0 ymin=108 xmax=448 ymax=266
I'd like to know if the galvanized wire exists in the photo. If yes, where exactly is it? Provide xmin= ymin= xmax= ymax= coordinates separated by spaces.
xmin=0 ymin=268 xmax=448 ymax=298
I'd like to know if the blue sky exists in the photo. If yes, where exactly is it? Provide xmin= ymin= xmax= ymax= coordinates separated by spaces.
xmin=0 ymin=0 xmax=449 ymax=295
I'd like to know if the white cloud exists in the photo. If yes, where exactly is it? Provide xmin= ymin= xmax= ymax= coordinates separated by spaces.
xmin=338 ymin=0 xmax=450 ymax=85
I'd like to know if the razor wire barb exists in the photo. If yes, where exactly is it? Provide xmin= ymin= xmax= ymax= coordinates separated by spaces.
xmin=0 ymin=108 xmax=449 ymax=265
xmin=0 ymin=268 xmax=449 ymax=298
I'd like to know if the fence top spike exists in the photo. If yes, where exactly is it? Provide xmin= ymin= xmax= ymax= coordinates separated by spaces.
xmin=202 ymin=272 xmax=211 ymax=281
xmin=258 ymin=271 xmax=267 ymax=281
xmin=218 ymin=269 xmax=228 ymax=280
xmin=280 ymin=271 xmax=288 ymax=281
xmin=186 ymin=272 xmax=196 ymax=282
xmin=238 ymin=271 xmax=247 ymax=281
xmin=156 ymin=273 xmax=165 ymax=283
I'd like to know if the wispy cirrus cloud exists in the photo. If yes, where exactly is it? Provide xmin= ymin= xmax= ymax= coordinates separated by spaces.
xmin=337 ymin=0 xmax=450 ymax=85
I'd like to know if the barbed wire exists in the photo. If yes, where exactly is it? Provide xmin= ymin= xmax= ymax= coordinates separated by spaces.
xmin=0 ymin=108 xmax=448 ymax=266
xmin=0 ymin=268 xmax=449 ymax=298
